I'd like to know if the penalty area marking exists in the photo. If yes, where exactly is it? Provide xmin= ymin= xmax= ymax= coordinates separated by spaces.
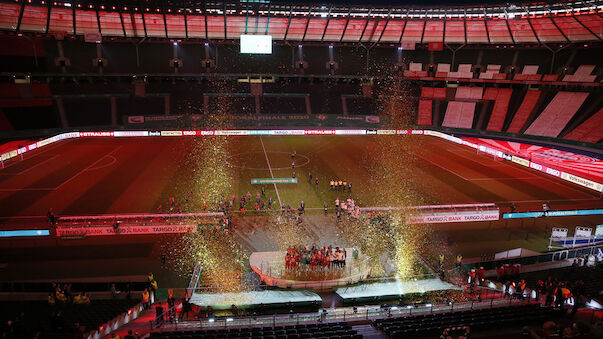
xmin=0 ymin=154 xmax=60 ymax=176
xmin=53 ymin=145 xmax=123 ymax=190
xmin=0 ymin=139 xmax=74 ymax=173
xmin=259 ymin=136 xmax=282 ymax=208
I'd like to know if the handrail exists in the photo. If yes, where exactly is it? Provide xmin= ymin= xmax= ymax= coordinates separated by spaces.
xmin=152 ymin=289 xmax=533 ymax=333
xmin=149 ymin=303 xmax=181 ymax=330
xmin=462 ymin=242 xmax=603 ymax=271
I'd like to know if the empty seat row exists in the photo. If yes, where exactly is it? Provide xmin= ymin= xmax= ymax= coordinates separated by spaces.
xmin=405 ymin=63 xmax=598 ymax=82
xmin=150 ymin=322 xmax=359 ymax=339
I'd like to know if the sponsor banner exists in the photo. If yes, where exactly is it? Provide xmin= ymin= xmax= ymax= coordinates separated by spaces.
xmin=36 ymin=137 xmax=55 ymax=148
xmin=511 ymin=156 xmax=530 ymax=167
xmin=1 ymin=150 xmax=17 ymax=161
xmin=148 ymin=131 xmax=161 ymax=136
xmin=529 ymin=162 xmax=562 ymax=178
xmin=269 ymin=129 xmax=304 ymax=135
xmin=251 ymin=178 xmax=298 ymax=184
xmin=182 ymin=130 xmax=197 ymax=136
xmin=406 ymin=210 xmax=499 ymax=224
xmin=561 ymin=172 xmax=603 ymax=192
xmin=128 ymin=116 xmax=145 ymax=124
xmin=0 ymin=229 xmax=50 ymax=237
xmin=504 ymin=209 xmax=603 ymax=219
xmin=80 ymin=131 xmax=114 ymax=137
xmin=230 ymin=114 xmax=311 ymax=122
xmin=61 ymin=132 xmax=81 ymax=139
xmin=366 ymin=130 xmax=377 ymax=135
xmin=145 ymin=115 xmax=180 ymax=122
xmin=396 ymin=129 xmax=411 ymax=134
xmin=126 ymin=114 xmax=383 ymax=128
xmin=161 ymin=131 xmax=183 ymax=136
xmin=411 ymin=130 xmax=424 ymax=135
xmin=55 ymin=224 xmax=197 ymax=237
xmin=365 ymin=115 xmax=380 ymax=123
xmin=114 ymin=131 xmax=149 ymax=137
xmin=247 ymin=130 xmax=272 ymax=135
xmin=335 ymin=129 xmax=367 ymax=135
xmin=197 ymin=130 xmax=215 ymax=136
xmin=596 ymin=225 xmax=603 ymax=237
xmin=377 ymin=129 xmax=396 ymax=135
xmin=215 ymin=130 xmax=249 ymax=136
xmin=304 ymin=129 xmax=335 ymax=135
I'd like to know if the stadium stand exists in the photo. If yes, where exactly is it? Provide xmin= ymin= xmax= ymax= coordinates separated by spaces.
xmin=373 ymin=304 xmax=554 ymax=338
xmin=563 ymin=65 xmax=597 ymax=82
xmin=563 ymin=108 xmax=603 ymax=144
xmin=404 ymin=62 xmax=428 ymax=77
xmin=435 ymin=64 xmax=451 ymax=78
xmin=506 ymin=90 xmax=542 ymax=134
xmin=448 ymin=64 xmax=474 ymax=79
xmin=484 ymin=88 xmax=513 ymax=132
xmin=514 ymin=65 xmax=543 ymax=81
xmin=518 ymin=266 xmax=603 ymax=299
xmin=442 ymin=101 xmax=476 ymax=129
xmin=148 ymin=322 xmax=361 ymax=339
xmin=417 ymin=100 xmax=433 ymax=126
xmin=0 ymin=299 xmax=140 ymax=338
xmin=524 ymin=92 xmax=589 ymax=137
xmin=455 ymin=87 xmax=483 ymax=100
xmin=479 ymin=65 xmax=506 ymax=80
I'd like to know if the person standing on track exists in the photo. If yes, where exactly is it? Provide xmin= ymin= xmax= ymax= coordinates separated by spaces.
xmin=324 ymin=203 xmax=328 ymax=216
xmin=315 ymin=178 xmax=319 ymax=189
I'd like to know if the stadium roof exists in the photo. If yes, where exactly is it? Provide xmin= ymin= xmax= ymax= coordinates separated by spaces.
xmin=1 ymin=0 xmax=601 ymax=44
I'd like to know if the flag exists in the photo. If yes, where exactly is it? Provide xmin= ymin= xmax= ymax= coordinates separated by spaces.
xmin=428 ymin=41 xmax=444 ymax=51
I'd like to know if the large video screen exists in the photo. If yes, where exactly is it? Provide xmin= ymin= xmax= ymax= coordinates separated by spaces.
xmin=240 ymin=34 xmax=272 ymax=54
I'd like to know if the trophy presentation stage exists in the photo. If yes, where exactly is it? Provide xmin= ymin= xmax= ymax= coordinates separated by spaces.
xmin=249 ymin=248 xmax=371 ymax=289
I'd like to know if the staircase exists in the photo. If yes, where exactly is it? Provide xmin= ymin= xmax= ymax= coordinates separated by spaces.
xmin=352 ymin=324 xmax=389 ymax=338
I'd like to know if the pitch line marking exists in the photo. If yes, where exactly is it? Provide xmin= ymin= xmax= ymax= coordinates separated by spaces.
xmin=0 ymin=187 xmax=55 ymax=191
xmin=418 ymin=155 xmax=473 ymax=181
xmin=424 ymin=147 xmax=597 ymax=197
xmin=54 ymin=145 xmax=123 ymax=190
xmin=0 ymin=139 xmax=73 ymax=172
xmin=87 ymin=155 xmax=117 ymax=171
xmin=259 ymin=136 xmax=282 ymax=208
xmin=468 ymin=177 xmax=539 ymax=181
xmin=0 ymin=155 xmax=60 ymax=176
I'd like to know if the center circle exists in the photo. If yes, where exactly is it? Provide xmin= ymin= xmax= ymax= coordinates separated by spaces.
xmin=227 ymin=151 xmax=310 ymax=170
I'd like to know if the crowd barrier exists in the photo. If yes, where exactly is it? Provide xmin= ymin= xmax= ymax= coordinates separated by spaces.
xmin=151 ymin=291 xmax=531 ymax=332
xmin=1 ymin=129 xmax=601 ymax=193
xmin=462 ymin=243 xmax=603 ymax=272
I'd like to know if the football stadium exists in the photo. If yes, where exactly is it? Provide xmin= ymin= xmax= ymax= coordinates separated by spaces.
xmin=0 ymin=0 xmax=602 ymax=338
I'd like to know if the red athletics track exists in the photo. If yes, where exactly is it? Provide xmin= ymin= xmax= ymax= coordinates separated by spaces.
xmin=0 ymin=135 xmax=600 ymax=229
